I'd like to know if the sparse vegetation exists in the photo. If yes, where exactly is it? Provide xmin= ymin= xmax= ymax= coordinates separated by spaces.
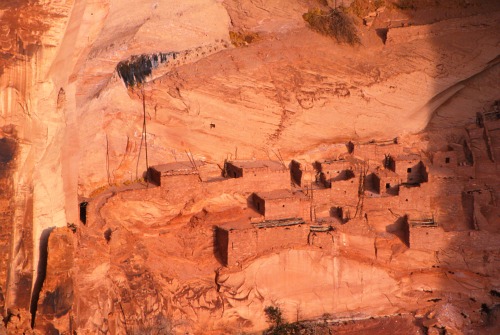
xmin=348 ymin=0 xmax=386 ymax=17
xmin=229 ymin=31 xmax=260 ymax=47
xmin=264 ymin=306 xmax=299 ymax=335
xmin=303 ymin=8 xmax=361 ymax=45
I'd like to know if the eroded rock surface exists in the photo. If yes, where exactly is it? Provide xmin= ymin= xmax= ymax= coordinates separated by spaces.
xmin=1 ymin=0 xmax=499 ymax=334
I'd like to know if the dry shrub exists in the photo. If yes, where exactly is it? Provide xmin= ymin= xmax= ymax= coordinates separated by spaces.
xmin=350 ymin=0 xmax=386 ymax=16
xmin=229 ymin=31 xmax=260 ymax=47
xmin=303 ymin=8 xmax=361 ymax=45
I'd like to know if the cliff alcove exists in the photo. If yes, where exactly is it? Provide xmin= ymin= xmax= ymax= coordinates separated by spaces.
xmin=1 ymin=0 xmax=500 ymax=334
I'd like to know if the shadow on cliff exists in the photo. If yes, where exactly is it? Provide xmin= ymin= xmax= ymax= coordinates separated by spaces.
xmin=416 ymin=2 xmax=500 ymax=331
xmin=29 ymin=227 xmax=55 ymax=328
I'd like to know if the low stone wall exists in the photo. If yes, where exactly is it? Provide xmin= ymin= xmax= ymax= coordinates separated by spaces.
xmin=217 ymin=224 xmax=309 ymax=266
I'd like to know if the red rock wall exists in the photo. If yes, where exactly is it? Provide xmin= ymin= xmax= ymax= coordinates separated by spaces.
xmin=353 ymin=143 xmax=403 ymax=161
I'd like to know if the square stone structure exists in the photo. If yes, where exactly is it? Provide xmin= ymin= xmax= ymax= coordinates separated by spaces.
xmin=252 ymin=189 xmax=310 ymax=221
xmin=433 ymin=149 xmax=458 ymax=168
xmin=215 ymin=219 xmax=308 ymax=266
xmin=372 ymin=169 xmax=400 ymax=195
xmin=394 ymin=154 xmax=428 ymax=185
xmin=148 ymin=161 xmax=203 ymax=189
xmin=316 ymin=159 xmax=353 ymax=181
xmin=225 ymin=160 xmax=290 ymax=190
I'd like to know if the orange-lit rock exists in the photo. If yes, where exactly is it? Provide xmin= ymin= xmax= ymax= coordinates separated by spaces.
xmin=1 ymin=0 xmax=500 ymax=334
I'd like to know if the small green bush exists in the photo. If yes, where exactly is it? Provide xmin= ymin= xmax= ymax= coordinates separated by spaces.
xmin=264 ymin=306 xmax=300 ymax=335
xmin=303 ymin=8 xmax=361 ymax=45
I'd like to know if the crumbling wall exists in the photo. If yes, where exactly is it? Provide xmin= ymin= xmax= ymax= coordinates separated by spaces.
xmin=409 ymin=226 xmax=446 ymax=250
xmin=226 ymin=228 xmax=258 ymax=266
xmin=308 ymin=231 xmax=335 ymax=252
xmin=221 ymin=224 xmax=308 ymax=266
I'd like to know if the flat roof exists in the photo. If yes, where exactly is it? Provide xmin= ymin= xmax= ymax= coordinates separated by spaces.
xmin=227 ymin=160 xmax=286 ymax=171
xmin=150 ymin=161 xmax=204 ymax=176
xmin=254 ymin=189 xmax=308 ymax=201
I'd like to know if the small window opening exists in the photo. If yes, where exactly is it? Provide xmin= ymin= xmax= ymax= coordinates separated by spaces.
xmin=445 ymin=157 xmax=450 ymax=163
xmin=386 ymin=183 xmax=391 ymax=189
xmin=407 ymin=168 xmax=412 ymax=173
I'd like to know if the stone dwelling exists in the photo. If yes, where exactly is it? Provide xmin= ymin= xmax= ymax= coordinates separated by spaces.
xmin=252 ymin=189 xmax=310 ymax=221
xmin=148 ymin=161 xmax=203 ymax=188
xmin=393 ymin=154 xmax=428 ymax=185
xmin=224 ymin=160 xmax=290 ymax=190
xmin=215 ymin=219 xmax=308 ymax=266
xmin=370 ymin=168 xmax=400 ymax=196
xmin=316 ymin=159 xmax=353 ymax=184
xmin=433 ymin=148 xmax=458 ymax=169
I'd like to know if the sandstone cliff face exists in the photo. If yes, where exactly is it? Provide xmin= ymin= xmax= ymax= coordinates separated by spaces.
xmin=1 ymin=0 xmax=500 ymax=334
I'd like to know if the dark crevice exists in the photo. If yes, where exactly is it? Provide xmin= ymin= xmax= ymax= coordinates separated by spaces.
xmin=116 ymin=52 xmax=178 ymax=87
xmin=30 ymin=227 xmax=55 ymax=328
xmin=79 ymin=202 xmax=87 ymax=225
xmin=104 ymin=228 xmax=112 ymax=243
xmin=490 ymin=289 xmax=500 ymax=297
